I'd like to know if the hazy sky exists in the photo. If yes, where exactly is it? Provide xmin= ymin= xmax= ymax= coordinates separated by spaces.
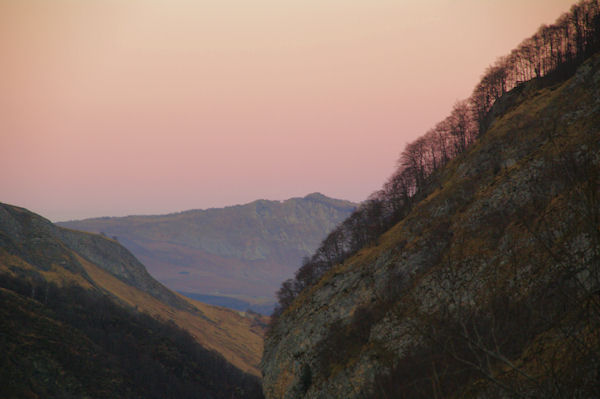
xmin=1 ymin=0 xmax=575 ymax=221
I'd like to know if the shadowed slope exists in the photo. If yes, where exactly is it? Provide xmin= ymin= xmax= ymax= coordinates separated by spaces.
xmin=0 ymin=202 xmax=267 ymax=378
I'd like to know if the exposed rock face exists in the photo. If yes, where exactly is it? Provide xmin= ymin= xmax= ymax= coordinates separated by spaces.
xmin=58 ymin=193 xmax=356 ymax=311
xmin=262 ymin=54 xmax=600 ymax=398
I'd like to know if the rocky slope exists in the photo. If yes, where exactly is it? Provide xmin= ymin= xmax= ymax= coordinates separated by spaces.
xmin=262 ymin=53 xmax=600 ymax=398
xmin=58 ymin=193 xmax=356 ymax=313
xmin=0 ymin=202 xmax=267 ymax=379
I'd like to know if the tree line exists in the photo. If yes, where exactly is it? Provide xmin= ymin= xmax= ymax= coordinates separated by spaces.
xmin=272 ymin=0 xmax=600 ymax=319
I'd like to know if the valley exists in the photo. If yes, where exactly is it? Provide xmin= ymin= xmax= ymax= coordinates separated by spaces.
xmin=58 ymin=193 xmax=356 ymax=314
xmin=2 ymin=1 xmax=598 ymax=398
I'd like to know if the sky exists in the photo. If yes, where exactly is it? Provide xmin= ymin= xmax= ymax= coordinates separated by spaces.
xmin=1 ymin=0 xmax=576 ymax=221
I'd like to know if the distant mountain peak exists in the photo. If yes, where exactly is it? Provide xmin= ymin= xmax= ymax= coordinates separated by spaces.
xmin=57 ymin=193 xmax=357 ymax=313
xmin=304 ymin=192 xmax=327 ymax=200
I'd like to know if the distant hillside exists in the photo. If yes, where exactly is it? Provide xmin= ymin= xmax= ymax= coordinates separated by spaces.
xmin=0 ymin=202 xmax=266 ymax=398
xmin=58 ymin=193 xmax=356 ymax=313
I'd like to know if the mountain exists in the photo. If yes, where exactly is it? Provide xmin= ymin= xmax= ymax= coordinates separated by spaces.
xmin=58 ymin=193 xmax=356 ymax=313
xmin=261 ymin=33 xmax=600 ymax=399
xmin=0 ymin=202 xmax=265 ymax=398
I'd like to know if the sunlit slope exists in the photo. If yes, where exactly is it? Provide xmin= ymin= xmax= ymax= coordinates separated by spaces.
xmin=76 ymin=253 xmax=267 ymax=375
xmin=0 ymin=203 xmax=266 ymax=376
xmin=262 ymin=53 xmax=600 ymax=398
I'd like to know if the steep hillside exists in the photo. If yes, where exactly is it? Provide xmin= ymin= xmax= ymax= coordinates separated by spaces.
xmin=262 ymin=52 xmax=600 ymax=398
xmin=0 ymin=274 xmax=263 ymax=399
xmin=0 ymin=202 xmax=267 ymax=382
xmin=58 ymin=193 xmax=356 ymax=313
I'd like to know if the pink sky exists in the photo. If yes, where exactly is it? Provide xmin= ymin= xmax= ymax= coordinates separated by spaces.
xmin=1 ymin=0 xmax=575 ymax=221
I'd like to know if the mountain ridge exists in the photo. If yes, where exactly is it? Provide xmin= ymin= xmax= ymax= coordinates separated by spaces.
xmin=58 ymin=193 xmax=354 ymax=222
xmin=58 ymin=193 xmax=357 ymax=313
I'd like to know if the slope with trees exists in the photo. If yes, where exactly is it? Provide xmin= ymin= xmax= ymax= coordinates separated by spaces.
xmin=272 ymin=0 xmax=600 ymax=320
xmin=263 ymin=2 xmax=600 ymax=397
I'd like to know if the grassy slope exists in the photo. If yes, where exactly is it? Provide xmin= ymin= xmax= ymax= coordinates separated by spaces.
xmin=0 ymin=275 xmax=264 ymax=399
xmin=0 ymin=285 xmax=120 ymax=398
xmin=0 ymin=204 xmax=267 ymax=377
xmin=77 ymin=252 xmax=267 ymax=375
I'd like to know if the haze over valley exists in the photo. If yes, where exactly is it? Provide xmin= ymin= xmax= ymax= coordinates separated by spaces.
xmin=59 ymin=193 xmax=356 ymax=314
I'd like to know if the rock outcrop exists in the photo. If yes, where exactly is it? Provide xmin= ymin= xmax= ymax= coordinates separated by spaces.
xmin=262 ymin=53 xmax=600 ymax=398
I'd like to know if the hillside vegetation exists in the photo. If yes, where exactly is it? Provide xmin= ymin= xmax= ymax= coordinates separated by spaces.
xmin=271 ymin=0 xmax=600 ymax=319
xmin=59 ymin=193 xmax=355 ymax=313
xmin=263 ymin=2 xmax=600 ymax=397
xmin=0 ymin=203 xmax=266 ymax=397
xmin=0 ymin=274 xmax=262 ymax=399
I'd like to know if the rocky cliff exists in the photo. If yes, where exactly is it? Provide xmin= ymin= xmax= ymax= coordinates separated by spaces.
xmin=262 ymin=53 xmax=600 ymax=398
